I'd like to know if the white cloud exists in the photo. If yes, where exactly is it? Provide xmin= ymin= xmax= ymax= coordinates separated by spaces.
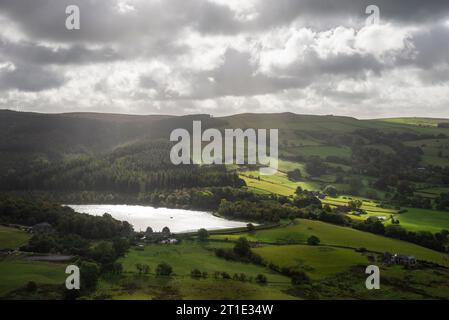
xmin=0 ymin=0 xmax=448 ymax=118
xmin=354 ymin=23 xmax=413 ymax=58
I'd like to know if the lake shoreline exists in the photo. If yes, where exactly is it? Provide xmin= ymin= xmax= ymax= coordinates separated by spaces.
xmin=66 ymin=204 xmax=252 ymax=233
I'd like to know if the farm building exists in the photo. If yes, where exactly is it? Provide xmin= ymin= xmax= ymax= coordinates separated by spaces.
xmin=382 ymin=252 xmax=417 ymax=267
xmin=160 ymin=238 xmax=179 ymax=244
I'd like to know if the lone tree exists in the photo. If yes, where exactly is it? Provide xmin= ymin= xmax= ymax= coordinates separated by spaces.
xmin=162 ymin=226 xmax=171 ymax=235
xmin=26 ymin=281 xmax=37 ymax=293
xmin=191 ymin=269 xmax=202 ymax=278
xmin=255 ymin=274 xmax=267 ymax=284
xmin=135 ymin=263 xmax=143 ymax=275
xmin=324 ymin=185 xmax=338 ymax=198
xmin=291 ymin=271 xmax=310 ymax=286
xmin=307 ymin=235 xmax=320 ymax=246
xmin=233 ymin=237 xmax=251 ymax=257
xmin=246 ymin=223 xmax=256 ymax=232
xmin=197 ymin=228 xmax=209 ymax=242
xmin=145 ymin=227 xmax=153 ymax=236
xmin=156 ymin=262 xmax=173 ymax=276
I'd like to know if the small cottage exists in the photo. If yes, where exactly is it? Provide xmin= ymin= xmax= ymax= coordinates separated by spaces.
xmin=382 ymin=252 xmax=417 ymax=267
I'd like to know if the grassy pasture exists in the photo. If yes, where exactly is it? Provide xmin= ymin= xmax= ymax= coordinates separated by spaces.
xmin=108 ymin=276 xmax=297 ymax=300
xmin=393 ymin=208 xmax=449 ymax=233
xmin=254 ymin=245 xmax=368 ymax=280
xmin=293 ymin=146 xmax=351 ymax=159
xmin=322 ymin=197 xmax=396 ymax=215
xmin=240 ymin=171 xmax=320 ymax=196
xmin=211 ymin=219 xmax=449 ymax=267
xmin=421 ymin=155 xmax=449 ymax=167
xmin=115 ymin=241 xmax=294 ymax=300
xmin=0 ymin=226 xmax=30 ymax=250
xmin=416 ymin=187 xmax=449 ymax=196
xmin=0 ymin=255 xmax=66 ymax=297
xmin=380 ymin=118 xmax=449 ymax=127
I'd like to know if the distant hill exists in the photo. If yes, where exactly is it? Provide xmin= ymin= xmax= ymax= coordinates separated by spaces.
xmin=2 ymin=109 xmax=449 ymax=156
xmin=2 ymin=110 xmax=449 ymax=189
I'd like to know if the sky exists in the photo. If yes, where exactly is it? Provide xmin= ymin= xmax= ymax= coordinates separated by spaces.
xmin=0 ymin=0 xmax=448 ymax=118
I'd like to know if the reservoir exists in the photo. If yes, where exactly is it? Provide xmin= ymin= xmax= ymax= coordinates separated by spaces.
xmin=66 ymin=204 xmax=250 ymax=233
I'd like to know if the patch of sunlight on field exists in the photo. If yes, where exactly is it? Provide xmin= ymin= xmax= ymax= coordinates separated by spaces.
xmin=392 ymin=208 xmax=449 ymax=233
xmin=240 ymin=171 xmax=320 ymax=196
xmin=213 ymin=219 xmax=449 ymax=267
xmin=277 ymin=160 xmax=306 ymax=173
xmin=381 ymin=118 xmax=449 ymax=127
xmin=254 ymin=245 xmax=368 ymax=280
xmin=322 ymin=197 xmax=396 ymax=216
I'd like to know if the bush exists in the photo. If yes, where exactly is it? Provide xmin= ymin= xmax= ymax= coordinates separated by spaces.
xmin=191 ymin=269 xmax=202 ymax=278
xmin=246 ymin=223 xmax=256 ymax=232
xmin=156 ymin=262 xmax=173 ymax=276
xmin=324 ymin=185 xmax=338 ymax=198
xmin=307 ymin=235 xmax=320 ymax=246
xmin=79 ymin=261 xmax=100 ymax=292
xmin=197 ymin=228 xmax=209 ymax=242
xmin=233 ymin=237 xmax=251 ymax=257
xmin=255 ymin=274 xmax=267 ymax=284
xmin=110 ymin=262 xmax=123 ymax=275
xmin=291 ymin=271 xmax=310 ymax=286
xmin=26 ymin=281 xmax=37 ymax=293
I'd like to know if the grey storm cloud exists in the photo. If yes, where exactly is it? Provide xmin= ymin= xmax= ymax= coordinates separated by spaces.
xmin=254 ymin=0 xmax=449 ymax=29
xmin=188 ymin=49 xmax=303 ymax=99
xmin=140 ymin=49 xmax=305 ymax=100
xmin=0 ymin=38 xmax=122 ymax=65
xmin=0 ymin=64 xmax=65 ymax=92
xmin=404 ymin=24 xmax=449 ymax=68
xmin=147 ymin=48 xmax=385 ymax=100
xmin=275 ymin=50 xmax=385 ymax=82
xmin=0 ymin=0 xmax=239 ymax=42
xmin=1 ymin=0 xmax=448 ymax=40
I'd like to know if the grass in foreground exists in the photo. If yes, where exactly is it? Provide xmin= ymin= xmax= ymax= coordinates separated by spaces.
xmin=0 ymin=255 xmax=66 ymax=297
xmin=113 ymin=241 xmax=295 ymax=300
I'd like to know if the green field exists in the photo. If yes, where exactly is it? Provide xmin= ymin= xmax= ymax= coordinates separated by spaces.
xmin=114 ymin=241 xmax=295 ymax=300
xmin=241 ymin=171 xmax=314 ymax=196
xmin=380 ymin=118 xmax=449 ymax=127
xmin=394 ymin=208 xmax=449 ymax=233
xmin=254 ymin=245 xmax=368 ymax=280
xmin=212 ymin=219 xmax=449 ymax=267
xmin=0 ymin=226 xmax=30 ymax=250
xmin=240 ymin=170 xmax=321 ymax=196
xmin=0 ymin=255 xmax=66 ymax=297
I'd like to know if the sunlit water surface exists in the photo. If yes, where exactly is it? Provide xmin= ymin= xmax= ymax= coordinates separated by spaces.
xmin=66 ymin=204 xmax=250 ymax=233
